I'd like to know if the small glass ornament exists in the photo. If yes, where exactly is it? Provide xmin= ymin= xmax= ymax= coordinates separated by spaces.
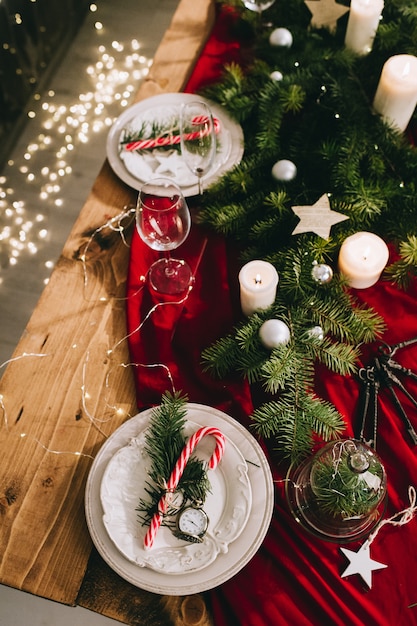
xmin=286 ymin=439 xmax=387 ymax=542
xmin=311 ymin=261 xmax=333 ymax=284
xmin=269 ymin=27 xmax=293 ymax=48
xmin=307 ymin=325 xmax=324 ymax=340
xmin=272 ymin=159 xmax=297 ymax=182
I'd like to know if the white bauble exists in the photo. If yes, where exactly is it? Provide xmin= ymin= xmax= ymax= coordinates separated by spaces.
xmin=269 ymin=28 xmax=293 ymax=48
xmin=270 ymin=70 xmax=284 ymax=82
xmin=272 ymin=159 xmax=297 ymax=181
xmin=259 ymin=319 xmax=291 ymax=349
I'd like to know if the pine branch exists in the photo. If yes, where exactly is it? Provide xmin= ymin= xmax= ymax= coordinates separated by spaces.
xmin=201 ymin=334 xmax=241 ymax=378
xmin=251 ymin=392 xmax=345 ymax=463
xmin=197 ymin=0 xmax=417 ymax=461
xmin=304 ymin=292 xmax=386 ymax=344
xmin=385 ymin=235 xmax=417 ymax=289
xmin=136 ymin=392 xmax=211 ymax=525
xmin=307 ymin=337 xmax=359 ymax=376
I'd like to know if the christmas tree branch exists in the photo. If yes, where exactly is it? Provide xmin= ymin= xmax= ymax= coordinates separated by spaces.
xmin=136 ymin=392 xmax=211 ymax=525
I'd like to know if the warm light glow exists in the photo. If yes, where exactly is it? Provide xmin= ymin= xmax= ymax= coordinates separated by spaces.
xmin=0 ymin=30 xmax=152 ymax=283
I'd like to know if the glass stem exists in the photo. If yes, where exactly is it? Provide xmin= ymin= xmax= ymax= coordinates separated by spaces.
xmin=163 ymin=251 xmax=177 ymax=278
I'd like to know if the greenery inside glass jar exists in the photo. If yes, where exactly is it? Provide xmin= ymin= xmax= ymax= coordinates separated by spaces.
xmin=286 ymin=439 xmax=387 ymax=542
xmin=309 ymin=440 xmax=386 ymax=520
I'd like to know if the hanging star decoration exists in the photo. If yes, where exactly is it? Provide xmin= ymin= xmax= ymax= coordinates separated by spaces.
xmin=340 ymin=543 xmax=387 ymax=588
xmin=304 ymin=0 xmax=350 ymax=33
xmin=340 ymin=486 xmax=417 ymax=588
xmin=291 ymin=193 xmax=349 ymax=239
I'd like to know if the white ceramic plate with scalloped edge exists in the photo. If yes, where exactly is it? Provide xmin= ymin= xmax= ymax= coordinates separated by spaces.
xmin=106 ymin=92 xmax=244 ymax=196
xmin=85 ymin=403 xmax=274 ymax=596
xmin=99 ymin=419 xmax=251 ymax=574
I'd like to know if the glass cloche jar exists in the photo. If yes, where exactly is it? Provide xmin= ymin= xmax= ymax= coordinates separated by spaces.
xmin=286 ymin=439 xmax=387 ymax=542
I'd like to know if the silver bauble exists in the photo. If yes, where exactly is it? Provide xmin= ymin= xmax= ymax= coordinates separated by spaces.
xmin=311 ymin=262 xmax=333 ymax=284
xmin=308 ymin=325 xmax=324 ymax=341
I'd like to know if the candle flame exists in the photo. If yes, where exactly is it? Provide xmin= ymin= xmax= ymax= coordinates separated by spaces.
xmin=254 ymin=273 xmax=262 ymax=285
xmin=402 ymin=62 xmax=411 ymax=79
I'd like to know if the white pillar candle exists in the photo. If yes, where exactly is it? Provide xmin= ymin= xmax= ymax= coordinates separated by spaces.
xmin=239 ymin=260 xmax=279 ymax=316
xmin=345 ymin=0 xmax=384 ymax=56
xmin=373 ymin=54 xmax=417 ymax=132
xmin=338 ymin=232 xmax=389 ymax=289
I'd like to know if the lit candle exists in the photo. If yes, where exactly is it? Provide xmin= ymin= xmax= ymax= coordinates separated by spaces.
xmin=239 ymin=260 xmax=279 ymax=316
xmin=338 ymin=232 xmax=389 ymax=289
xmin=345 ymin=0 xmax=384 ymax=56
xmin=373 ymin=54 xmax=417 ymax=132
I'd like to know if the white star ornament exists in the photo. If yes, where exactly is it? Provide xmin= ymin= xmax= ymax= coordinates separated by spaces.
xmin=291 ymin=193 xmax=349 ymax=239
xmin=340 ymin=543 xmax=387 ymax=588
xmin=305 ymin=0 xmax=350 ymax=33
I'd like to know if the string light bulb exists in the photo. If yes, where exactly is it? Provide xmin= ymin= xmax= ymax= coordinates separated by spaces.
xmin=0 ymin=33 xmax=152 ymax=281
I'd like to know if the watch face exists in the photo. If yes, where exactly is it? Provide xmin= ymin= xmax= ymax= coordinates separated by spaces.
xmin=177 ymin=506 xmax=208 ymax=537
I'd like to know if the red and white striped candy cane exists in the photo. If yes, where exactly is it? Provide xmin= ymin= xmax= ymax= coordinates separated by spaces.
xmin=143 ymin=426 xmax=226 ymax=550
xmin=124 ymin=117 xmax=220 ymax=152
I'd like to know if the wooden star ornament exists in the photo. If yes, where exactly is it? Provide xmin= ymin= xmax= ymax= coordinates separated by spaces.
xmin=291 ymin=193 xmax=349 ymax=239
xmin=304 ymin=0 xmax=350 ymax=33
xmin=340 ymin=543 xmax=387 ymax=588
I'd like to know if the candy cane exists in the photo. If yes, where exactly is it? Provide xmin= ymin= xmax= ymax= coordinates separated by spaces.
xmin=143 ymin=426 xmax=226 ymax=549
xmin=124 ymin=117 xmax=220 ymax=152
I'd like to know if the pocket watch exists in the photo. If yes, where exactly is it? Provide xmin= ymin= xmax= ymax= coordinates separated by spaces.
xmin=175 ymin=502 xmax=209 ymax=544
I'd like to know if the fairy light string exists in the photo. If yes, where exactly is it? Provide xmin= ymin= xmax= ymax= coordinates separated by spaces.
xmin=79 ymin=205 xmax=136 ymax=298
xmin=0 ymin=352 xmax=50 ymax=430
xmin=107 ymin=284 xmax=194 ymax=356
xmin=0 ymin=221 xmax=207 ymax=460
xmin=0 ymin=351 xmax=50 ymax=372
xmin=0 ymin=22 xmax=152 ymax=280
xmin=105 ymin=361 xmax=177 ymax=402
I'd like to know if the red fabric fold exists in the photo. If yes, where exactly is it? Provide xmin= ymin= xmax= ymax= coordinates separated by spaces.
xmin=126 ymin=223 xmax=253 ymax=421
xmin=126 ymin=7 xmax=417 ymax=626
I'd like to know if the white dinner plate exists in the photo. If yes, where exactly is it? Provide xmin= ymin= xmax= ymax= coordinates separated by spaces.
xmin=106 ymin=93 xmax=244 ymax=196
xmin=100 ymin=419 xmax=252 ymax=574
xmin=85 ymin=403 xmax=274 ymax=595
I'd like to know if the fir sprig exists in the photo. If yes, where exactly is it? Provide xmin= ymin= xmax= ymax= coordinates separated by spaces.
xmin=385 ymin=235 xmax=417 ymax=288
xmin=136 ymin=392 xmax=211 ymax=525
xmin=250 ymin=394 xmax=345 ymax=461
xmin=196 ymin=0 xmax=417 ymax=461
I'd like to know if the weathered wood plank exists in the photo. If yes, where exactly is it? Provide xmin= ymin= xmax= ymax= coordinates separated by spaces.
xmin=77 ymin=548 xmax=213 ymax=626
xmin=0 ymin=0 xmax=215 ymax=622
xmin=0 ymin=160 xmax=137 ymax=602
xmin=136 ymin=0 xmax=215 ymax=101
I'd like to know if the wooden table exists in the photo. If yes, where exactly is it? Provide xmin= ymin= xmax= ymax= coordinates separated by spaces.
xmin=0 ymin=1 xmax=215 ymax=624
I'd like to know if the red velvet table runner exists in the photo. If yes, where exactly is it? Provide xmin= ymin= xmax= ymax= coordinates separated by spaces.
xmin=126 ymin=7 xmax=417 ymax=625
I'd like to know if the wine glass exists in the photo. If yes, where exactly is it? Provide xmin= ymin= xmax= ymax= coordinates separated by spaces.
xmin=136 ymin=177 xmax=193 ymax=295
xmin=242 ymin=0 xmax=276 ymax=13
xmin=180 ymin=100 xmax=217 ymax=195
xmin=242 ymin=0 xmax=276 ymax=29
